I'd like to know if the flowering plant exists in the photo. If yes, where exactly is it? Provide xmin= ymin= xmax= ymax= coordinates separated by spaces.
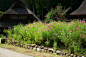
xmin=45 ymin=4 xmax=66 ymax=22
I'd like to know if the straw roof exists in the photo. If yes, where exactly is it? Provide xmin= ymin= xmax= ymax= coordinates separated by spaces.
xmin=0 ymin=0 xmax=41 ymax=27
xmin=70 ymin=0 xmax=86 ymax=15
xmin=0 ymin=0 xmax=40 ymax=21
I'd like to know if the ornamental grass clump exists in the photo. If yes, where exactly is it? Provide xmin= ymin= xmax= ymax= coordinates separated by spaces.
xmin=45 ymin=3 xmax=66 ymax=22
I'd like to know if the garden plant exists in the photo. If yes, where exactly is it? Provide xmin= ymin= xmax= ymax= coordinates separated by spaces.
xmin=3 ymin=20 xmax=86 ymax=56
xmin=1 ymin=4 xmax=86 ymax=56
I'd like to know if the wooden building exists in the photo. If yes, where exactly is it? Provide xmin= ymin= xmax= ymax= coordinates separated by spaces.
xmin=0 ymin=0 xmax=40 ymax=27
xmin=70 ymin=0 xmax=86 ymax=20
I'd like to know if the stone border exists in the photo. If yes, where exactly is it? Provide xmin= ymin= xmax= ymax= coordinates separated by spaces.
xmin=5 ymin=39 xmax=85 ymax=57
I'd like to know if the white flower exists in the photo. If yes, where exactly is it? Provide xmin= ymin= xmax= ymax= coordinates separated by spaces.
xmin=61 ymin=33 xmax=62 ymax=35
xmin=70 ymin=33 xmax=71 ymax=35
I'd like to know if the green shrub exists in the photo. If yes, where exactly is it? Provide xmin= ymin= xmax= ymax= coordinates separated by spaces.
xmin=0 ymin=11 xmax=3 ymax=15
xmin=5 ymin=20 xmax=86 ymax=55
xmin=45 ymin=4 xmax=66 ymax=22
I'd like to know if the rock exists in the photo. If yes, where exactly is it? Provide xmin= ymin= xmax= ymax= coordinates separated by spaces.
xmin=33 ymin=47 xmax=37 ymax=51
xmin=40 ymin=46 xmax=44 ymax=49
xmin=37 ymin=48 xmax=41 ymax=52
xmin=44 ymin=47 xmax=48 ymax=50
xmin=31 ymin=44 xmax=36 ymax=47
xmin=48 ymin=48 xmax=53 ymax=51
xmin=62 ymin=52 xmax=65 ymax=55
xmin=64 ymin=52 xmax=68 ymax=55
xmin=0 ymin=38 xmax=1 ymax=43
xmin=68 ymin=56 xmax=71 ymax=57
xmin=77 ymin=56 xmax=80 ymax=57
xmin=35 ymin=45 xmax=38 ymax=48
xmin=38 ymin=46 xmax=41 ymax=48
xmin=61 ymin=52 xmax=64 ymax=55
xmin=27 ymin=44 xmax=32 ymax=46
xmin=48 ymin=48 xmax=53 ymax=53
xmin=53 ymin=50 xmax=56 ymax=53
xmin=41 ymin=49 xmax=44 ymax=52
xmin=53 ymin=52 xmax=56 ymax=54
xmin=66 ymin=54 xmax=70 ymax=57
xmin=70 ymin=54 xmax=73 ymax=57
xmin=25 ymin=45 xmax=28 ymax=49
xmin=73 ymin=55 xmax=76 ymax=57
xmin=29 ymin=47 xmax=33 ymax=50
xmin=28 ymin=46 xmax=30 ymax=49
xmin=44 ymin=50 xmax=47 ymax=53
xmin=82 ymin=56 xmax=84 ymax=57
xmin=66 ymin=54 xmax=68 ymax=57
xmin=56 ymin=50 xmax=61 ymax=55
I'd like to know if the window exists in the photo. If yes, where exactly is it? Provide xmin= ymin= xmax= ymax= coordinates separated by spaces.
xmin=19 ymin=15 xmax=27 ymax=19
xmin=10 ymin=15 xmax=27 ymax=19
xmin=10 ymin=15 xmax=18 ymax=19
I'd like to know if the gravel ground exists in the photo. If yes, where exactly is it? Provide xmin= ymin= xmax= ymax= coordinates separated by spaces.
xmin=0 ymin=48 xmax=34 ymax=57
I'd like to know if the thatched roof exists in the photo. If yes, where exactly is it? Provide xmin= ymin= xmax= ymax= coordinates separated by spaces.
xmin=70 ymin=0 xmax=86 ymax=15
xmin=0 ymin=0 xmax=40 ymax=21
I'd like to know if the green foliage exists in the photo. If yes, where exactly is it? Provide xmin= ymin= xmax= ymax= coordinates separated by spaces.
xmin=5 ymin=20 xmax=86 ymax=55
xmin=0 ymin=34 xmax=6 ymax=39
xmin=53 ymin=41 xmax=57 ymax=50
xmin=23 ymin=0 xmax=84 ymax=19
xmin=0 ymin=0 xmax=14 ymax=12
xmin=45 ymin=4 xmax=66 ymax=22
xmin=0 ymin=11 xmax=3 ymax=15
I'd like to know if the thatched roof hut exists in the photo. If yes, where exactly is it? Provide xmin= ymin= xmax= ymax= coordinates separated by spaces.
xmin=70 ymin=0 xmax=86 ymax=15
xmin=0 ymin=0 xmax=41 ymax=27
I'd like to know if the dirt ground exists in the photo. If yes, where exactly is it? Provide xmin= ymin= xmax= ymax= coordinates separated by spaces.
xmin=0 ymin=44 xmax=66 ymax=57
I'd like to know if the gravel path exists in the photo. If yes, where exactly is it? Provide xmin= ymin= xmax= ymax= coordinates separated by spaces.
xmin=0 ymin=48 xmax=34 ymax=57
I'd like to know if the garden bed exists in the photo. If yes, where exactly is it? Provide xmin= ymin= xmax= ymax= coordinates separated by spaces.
xmin=1 ymin=20 xmax=86 ymax=57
